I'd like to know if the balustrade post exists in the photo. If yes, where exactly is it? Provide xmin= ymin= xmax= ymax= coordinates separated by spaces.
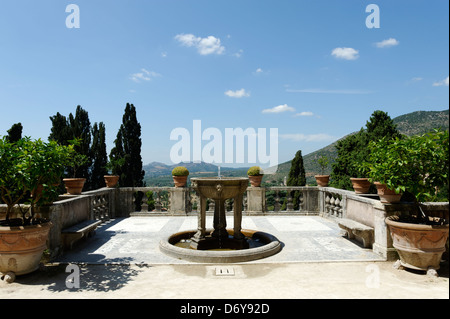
xmin=246 ymin=187 xmax=265 ymax=214
xmin=168 ymin=187 xmax=190 ymax=215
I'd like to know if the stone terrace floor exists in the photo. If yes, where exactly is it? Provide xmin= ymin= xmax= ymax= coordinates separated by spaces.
xmin=55 ymin=215 xmax=384 ymax=264
xmin=2 ymin=216 xmax=448 ymax=299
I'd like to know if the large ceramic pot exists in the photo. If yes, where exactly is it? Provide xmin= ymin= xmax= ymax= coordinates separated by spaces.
xmin=104 ymin=175 xmax=119 ymax=188
xmin=386 ymin=216 xmax=449 ymax=272
xmin=374 ymin=182 xmax=402 ymax=204
xmin=350 ymin=178 xmax=371 ymax=194
xmin=63 ymin=178 xmax=86 ymax=195
xmin=0 ymin=221 xmax=53 ymax=277
xmin=173 ymin=176 xmax=188 ymax=188
xmin=315 ymin=175 xmax=330 ymax=187
xmin=248 ymin=175 xmax=263 ymax=187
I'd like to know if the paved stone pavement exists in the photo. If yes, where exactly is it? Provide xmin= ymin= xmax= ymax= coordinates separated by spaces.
xmin=55 ymin=215 xmax=384 ymax=264
xmin=2 ymin=216 xmax=448 ymax=300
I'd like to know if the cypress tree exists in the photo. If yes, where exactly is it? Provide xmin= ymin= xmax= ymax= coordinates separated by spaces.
xmin=49 ymin=113 xmax=72 ymax=146
xmin=110 ymin=103 xmax=145 ymax=187
xmin=6 ymin=123 xmax=23 ymax=143
xmin=90 ymin=122 xmax=108 ymax=190
xmin=68 ymin=106 xmax=92 ymax=180
xmin=287 ymin=150 xmax=306 ymax=210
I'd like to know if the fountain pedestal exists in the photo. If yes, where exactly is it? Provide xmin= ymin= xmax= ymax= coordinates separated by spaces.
xmin=190 ymin=178 xmax=249 ymax=250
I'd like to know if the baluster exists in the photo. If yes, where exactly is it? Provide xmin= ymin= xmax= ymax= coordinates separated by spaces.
xmin=325 ymin=194 xmax=330 ymax=215
xmin=208 ymin=199 xmax=215 ymax=212
xmin=243 ymin=192 xmax=248 ymax=213
xmin=104 ymin=194 xmax=110 ymax=220
xmin=141 ymin=191 xmax=149 ymax=212
xmin=299 ymin=191 xmax=304 ymax=211
xmin=274 ymin=190 xmax=281 ymax=212
xmin=334 ymin=198 xmax=340 ymax=217
xmin=155 ymin=191 xmax=162 ymax=212
xmin=329 ymin=196 xmax=335 ymax=216
xmin=286 ymin=190 xmax=294 ymax=211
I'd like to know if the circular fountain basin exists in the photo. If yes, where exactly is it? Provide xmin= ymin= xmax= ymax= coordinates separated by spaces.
xmin=159 ymin=229 xmax=282 ymax=263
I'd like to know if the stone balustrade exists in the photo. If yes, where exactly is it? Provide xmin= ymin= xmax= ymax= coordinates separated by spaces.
xmin=1 ymin=185 xmax=448 ymax=261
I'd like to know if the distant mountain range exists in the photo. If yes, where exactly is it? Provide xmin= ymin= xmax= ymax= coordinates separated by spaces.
xmin=144 ymin=109 xmax=449 ymax=186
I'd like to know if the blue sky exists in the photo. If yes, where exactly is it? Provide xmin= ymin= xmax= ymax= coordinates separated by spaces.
xmin=0 ymin=0 xmax=448 ymax=168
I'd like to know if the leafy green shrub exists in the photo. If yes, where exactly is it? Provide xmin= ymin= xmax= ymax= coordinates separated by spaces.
xmin=247 ymin=166 xmax=263 ymax=176
xmin=363 ymin=130 xmax=449 ymax=202
xmin=317 ymin=156 xmax=329 ymax=175
xmin=172 ymin=166 xmax=189 ymax=176
xmin=0 ymin=136 xmax=74 ymax=225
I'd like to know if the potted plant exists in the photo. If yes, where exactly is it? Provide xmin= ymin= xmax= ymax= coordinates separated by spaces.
xmin=366 ymin=131 xmax=449 ymax=274
xmin=104 ymin=159 xmax=123 ymax=188
xmin=350 ymin=163 xmax=372 ymax=194
xmin=172 ymin=166 xmax=189 ymax=187
xmin=363 ymin=136 xmax=406 ymax=203
xmin=247 ymin=166 xmax=264 ymax=187
xmin=315 ymin=156 xmax=330 ymax=187
xmin=63 ymin=139 xmax=88 ymax=195
xmin=0 ymin=137 xmax=72 ymax=281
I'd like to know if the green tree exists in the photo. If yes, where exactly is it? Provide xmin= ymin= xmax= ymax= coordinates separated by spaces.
xmin=287 ymin=150 xmax=306 ymax=210
xmin=49 ymin=112 xmax=72 ymax=146
xmin=68 ymin=106 xmax=92 ymax=180
xmin=6 ymin=123 xmax=23 ymax=143
xmin=90 ymin=122 xmax=108 ymax=190
xmin=49 ymin=106 xmax=108 ymax=191
xmin=330 ymin=110 xmax=402 ymax=191
xmin=110 ymin=103 xmax=145 ymax=187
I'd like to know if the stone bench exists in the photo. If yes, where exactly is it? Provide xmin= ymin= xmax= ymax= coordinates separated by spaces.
xmin=338 ymin=218 xmax=374 ymax=248
xmin=62 ymin=220 xmax=102 ymax=250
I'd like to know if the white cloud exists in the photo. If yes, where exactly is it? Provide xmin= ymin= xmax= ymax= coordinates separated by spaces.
xmin=175 ymin=33 xmax=225 ymax=55
xmin=130 ymin=69 xmax=161 ymax=83
xmin=262 ymin=104 xmax=295 ymax=114
xmin=375 ymin=38 xmax=399 ymax=48
xmin=255 ymin=68 xmax=263 ymax=73
xmin=294 ymin=111 xmax=314 ymax=117
xmin=233 ymin=49 xmax=244 ymax=58
xmin=433 ymin=76 xmax=449 ymax=87
xmin=331 ymin=47 xmax=359 ymax=60
xmin=224 ymin=88 xmax=250 ymax=98
xmin=280 ymin=133 xmax=337 ymax=142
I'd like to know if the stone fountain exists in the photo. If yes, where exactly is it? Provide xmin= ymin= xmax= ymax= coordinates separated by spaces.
xmin=159 ymin=177 xmax=282 ymax=263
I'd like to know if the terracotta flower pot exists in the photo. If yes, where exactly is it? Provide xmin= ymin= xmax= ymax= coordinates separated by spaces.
xmin=386 ymin=216 xmax=449 ymax=272
xmin=248 ymin=175 xmax=263 ymax=187
xmin=173 ymin=176 xmax=188 ymax=188
xmin=104 ymin=175 xmax=119 ymax=188
xmin=374 ymin=182 xmax=402 ymax=204
xmin=0 ymin=221 xmax=53 ymax=277
xmin=63 ymin=178 xmax=86 ymax=195
xmin=350 ymin=178 xmax=371 ymax=194
xmin=315 ymin=175 xmax=330 ymax=187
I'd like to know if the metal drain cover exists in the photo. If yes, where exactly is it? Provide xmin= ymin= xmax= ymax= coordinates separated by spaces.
xmin=215 ymin=267 xmax=235 ymax=276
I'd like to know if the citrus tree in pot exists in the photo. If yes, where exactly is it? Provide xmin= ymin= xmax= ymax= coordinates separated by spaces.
xmin=0 ymin=137 xmax=73 ymax=282
xmin=363 ymin=130 xmax=449 ymax=275
xmin=63 ymin=138 xmax=88 ymax=195
xmin=315 ymin=156 xmax=330 ymax=187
